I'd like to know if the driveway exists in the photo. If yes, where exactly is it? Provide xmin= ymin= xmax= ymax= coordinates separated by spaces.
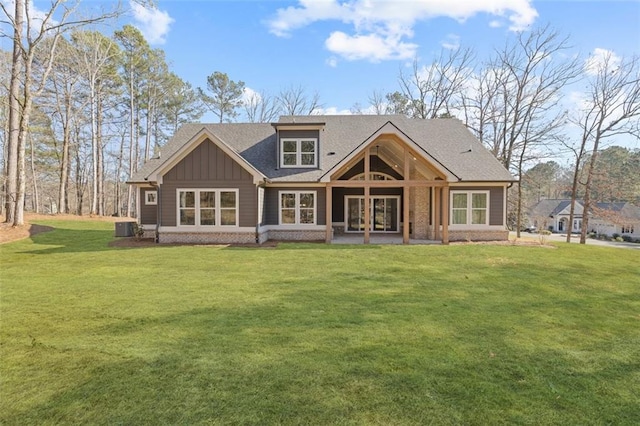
xmin=510 ymin=232 xmax=640 ymax=250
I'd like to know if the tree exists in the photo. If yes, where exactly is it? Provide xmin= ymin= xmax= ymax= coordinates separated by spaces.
xmin=198 ymin=71 xmax=245 ymax=123
xmin=244 ymin=90 xmax=279 ymax=123
xmin=0 ymin=0 xmax=119 ymax=225
xmin=569 ymin=52 xmax=640 ymax=243
xmin=277 ymin=85 xmax=322 ymax=115
xmin=114 ymin=24 xmax=151 ymax=216
xmin=162 ymin=73 xmax=204 ymax=133
xmin=72 ymin=30 xmax=120 ymax=215
xmin=398 ymin=47 xmax=474 ymax=119
xmin=462 ymin=25 xmax=580 ymax=237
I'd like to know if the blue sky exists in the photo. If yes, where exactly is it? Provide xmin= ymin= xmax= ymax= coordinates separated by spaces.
xmin=124 ymin=0 xmax=639 ymax=120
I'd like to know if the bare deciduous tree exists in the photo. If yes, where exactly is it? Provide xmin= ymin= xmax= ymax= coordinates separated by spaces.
xmin=569 ymin=52 xmax=640 ymax=243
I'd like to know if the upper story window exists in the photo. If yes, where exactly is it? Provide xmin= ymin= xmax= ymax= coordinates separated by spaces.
xmin=281 ymin=138 xmax=317 ymax=168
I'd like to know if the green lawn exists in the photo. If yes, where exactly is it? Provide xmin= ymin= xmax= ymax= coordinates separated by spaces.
xmin=1 ymin=219 xmax=639 ymax=425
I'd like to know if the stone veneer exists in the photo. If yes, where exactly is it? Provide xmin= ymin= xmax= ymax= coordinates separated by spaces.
xmin=267 ymin=230 xmax=325 ymax=241
xmin=448 ymin=230 xmax=509 ymax=242
xmin=159 ymin=232 xmax=257 ymax=244
xmin=409 ymin=170 xmax=430 ymax=240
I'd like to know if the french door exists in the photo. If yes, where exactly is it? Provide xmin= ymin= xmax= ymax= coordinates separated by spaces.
xmin=345 ymin=196 xmax=400 ymax=233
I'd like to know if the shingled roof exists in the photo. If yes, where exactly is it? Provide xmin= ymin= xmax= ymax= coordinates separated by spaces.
xmin=130 ymin=115 xmax=514 ymax=183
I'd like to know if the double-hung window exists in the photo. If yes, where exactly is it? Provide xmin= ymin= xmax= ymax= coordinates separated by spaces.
xmin=281 ymin=138 xmax=317 ymax=168
xmin=279 ymin=191 xmax=316 ymax=225
xmin=451 ymin=191 xmax=489 ymax=226
xmin=178 ymin=189 xmax=238 ymax=227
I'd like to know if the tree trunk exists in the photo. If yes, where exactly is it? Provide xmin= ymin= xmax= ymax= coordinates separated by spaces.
xmin=29 ymin=132 xmax=39 ymax=213
xmin=97 ymin=91 xmax=104 ymax=216
xmin=5 ymin=0 xmax=24 ymax=224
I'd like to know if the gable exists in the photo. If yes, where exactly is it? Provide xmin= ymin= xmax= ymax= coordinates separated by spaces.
xmin=163 ymin=139 xmax=253 ymax=182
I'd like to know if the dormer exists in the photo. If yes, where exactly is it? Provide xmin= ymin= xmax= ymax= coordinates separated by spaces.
xmin=272 ymin=119 xmax=325 ymax=169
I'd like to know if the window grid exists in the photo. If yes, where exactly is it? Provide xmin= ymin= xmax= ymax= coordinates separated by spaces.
xmin=280 ymin=138 xmax=318 ymax=168
xmin=177 ymin=189 xmax=238 ymax=227
xmin=450 ymin=191 xmax=489 ymax=226
xmin=279 ymin=191 xmax=317 ymax=225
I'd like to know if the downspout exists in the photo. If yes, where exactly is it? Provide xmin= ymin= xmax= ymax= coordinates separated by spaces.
xmin=151 ymin=182 xmax=160 ymax=243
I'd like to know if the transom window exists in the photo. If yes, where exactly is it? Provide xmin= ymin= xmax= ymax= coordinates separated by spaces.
xmin=279 ymin=191 xmax=316 ymax=225
xmin=451 ymin=191 xmax=489 ymax=226
xmin=177 ymin=189 xmax=238 ymax=227
xmin=281 ymin=138 xmax=317 ymax=168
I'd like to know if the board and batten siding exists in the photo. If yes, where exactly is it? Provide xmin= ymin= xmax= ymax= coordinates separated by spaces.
xmin=263 ymin=187 xmax=326 ymax=226
xmin=160 ymin=139 xmax=258 ymax=227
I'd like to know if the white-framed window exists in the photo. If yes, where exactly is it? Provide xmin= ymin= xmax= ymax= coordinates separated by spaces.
xmin=177 ymin=189 xmax=238 ymax=227
xmin=280 ymin=138 xmax=317 ymax=168
xmin=451 ymin=191 xmax=489 ymax=226
xmin=145 ymin=190 xmax=157 ymax=205
xmin=279 ymin=191 xmax=316 ymax=225
xmin=622 ymin=225 xmax=634 ymax=234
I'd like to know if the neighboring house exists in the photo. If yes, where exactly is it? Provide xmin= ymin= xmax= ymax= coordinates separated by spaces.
xmin=128 ymin=115 xmax=515 ymax=244
xmin=590 ymin=202 xmax=640 ymax=238
xmin=528 ymin=199 xmax=640 ymax=237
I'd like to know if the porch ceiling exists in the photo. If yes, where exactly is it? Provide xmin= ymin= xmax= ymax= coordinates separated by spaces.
xmin=331 ymin=134 xmax=446 ymax=181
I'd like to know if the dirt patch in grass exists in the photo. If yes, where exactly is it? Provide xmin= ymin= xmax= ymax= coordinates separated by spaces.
xmin=0 ymin=213 xmax=128 ymax=245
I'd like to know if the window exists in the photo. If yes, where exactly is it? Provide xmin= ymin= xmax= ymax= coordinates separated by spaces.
xmin=145 ymin=191 xmax=157 ymax=205
xmin=450 ymin=191 xmax=489 ymax=226
xmin=281 ymin=138 xmax=317 ymax=168
xmin=622 ymin=225 xmax=634 ymax=234
xmin=177 ymin=189 xmax=238 ymax=227
xmin=349 ymin=172 xmax=395 ymax=181
xmin=279 ymin=191 xmax=316 ymax=225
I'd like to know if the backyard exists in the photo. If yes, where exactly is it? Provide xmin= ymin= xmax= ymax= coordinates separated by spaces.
xmin=1 ymin=218 xmax=638 ymax=425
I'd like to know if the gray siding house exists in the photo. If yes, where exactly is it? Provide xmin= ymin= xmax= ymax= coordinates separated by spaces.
xmin=128 ymin=115 xmax=515 ymax=244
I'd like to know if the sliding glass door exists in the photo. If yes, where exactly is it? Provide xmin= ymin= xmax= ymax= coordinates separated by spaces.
xmin=346 ymin=196 xmax=399 ymax=233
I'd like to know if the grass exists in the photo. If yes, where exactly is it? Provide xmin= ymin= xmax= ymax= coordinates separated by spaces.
xmin=1 ymin=219 xmax=639 ymax=425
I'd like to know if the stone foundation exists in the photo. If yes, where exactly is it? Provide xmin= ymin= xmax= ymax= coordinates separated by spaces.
xmin=448 ymin=230 xmax=509 ymax=242
xmin=267 ymin=230 xmax=325 ymax=241
xmin=159 ymin=232 xmax=257 ymax=244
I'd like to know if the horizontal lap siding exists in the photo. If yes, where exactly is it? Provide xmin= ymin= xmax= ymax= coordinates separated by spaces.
xmin=452 ymin=186 xmax=504 ymax=226
xmin=161 ymin=139 xmax=257 ymax=227
xmin=140 ymin=188 xmax=157 ymax=224
xmin=264 ymin=187 xmax=326 ymax=225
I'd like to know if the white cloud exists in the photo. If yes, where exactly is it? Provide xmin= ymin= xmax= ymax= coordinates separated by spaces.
xmin=325 ymin=31 xmax=417 ymax=62
xmin=326 ymin=56 xmax=339 ymax=67
xmin=0 ymin=0 xmax=58 ymax=34
xmin=267 ymin=0 xmax=538 ymax=62
xmin=441 ymin=34 xmax=460 ymax=50
xmin=130 ymin=1 xmax=174 ymax=45
xmin=316 ymin=106 xmax=353 ymax=115
xmin=584 ymin=48 xmax=621 ymax=76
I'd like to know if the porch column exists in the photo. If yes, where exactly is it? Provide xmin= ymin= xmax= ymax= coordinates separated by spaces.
xmin=442 ymin=185 xmax=450 ymax=245
xmin=364 ymin=147 xmax=370 ymax=244
xmin=434 ymin=186 xmax=441 ymax=240
xmin=403 ymin=148 xmax=410 ymax=244
xmin=325 ymin=186 xmax=332 ymax=243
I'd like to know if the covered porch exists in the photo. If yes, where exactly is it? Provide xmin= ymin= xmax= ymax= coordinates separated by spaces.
xmin=322 ymin=128 xmax=454 ymax=245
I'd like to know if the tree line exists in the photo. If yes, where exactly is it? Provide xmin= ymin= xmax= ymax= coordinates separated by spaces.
xmin=2 ymin=2 xmax=639 ymax=244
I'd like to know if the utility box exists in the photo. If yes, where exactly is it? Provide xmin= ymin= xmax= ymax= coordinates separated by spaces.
xmin=115 ymin=221 xmax=135 ymax=237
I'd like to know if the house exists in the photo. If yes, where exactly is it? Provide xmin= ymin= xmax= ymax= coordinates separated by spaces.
xmin=128 ymin=115 xmax=515 ymax=244
xmin=528 ymin=199 xmax=640 ymax=238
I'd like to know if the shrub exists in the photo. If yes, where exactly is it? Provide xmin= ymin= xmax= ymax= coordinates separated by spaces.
xmin=612 ymin=233 xmax=620 ymax=240
xmin=622 ymin=235 xmax=632 ymax=242
xmin=615 ymin=236 xmax=624 ymax=242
